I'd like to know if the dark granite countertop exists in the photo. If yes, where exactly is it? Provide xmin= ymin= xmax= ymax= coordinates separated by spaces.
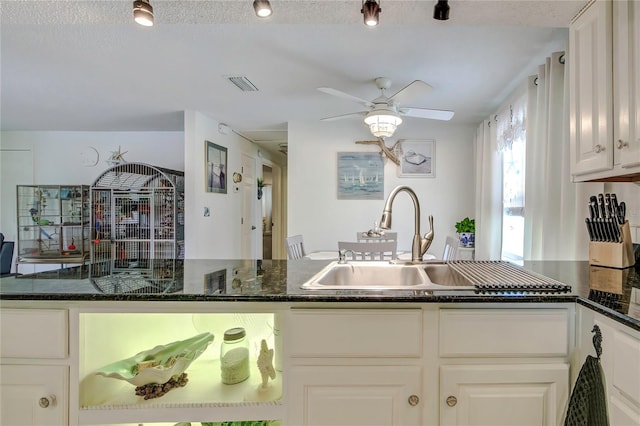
xmin=1 ymin=259 xmax=638 ymax=332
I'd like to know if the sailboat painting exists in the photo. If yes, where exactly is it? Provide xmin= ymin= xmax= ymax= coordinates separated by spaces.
xmin=337 ymin=152 xmax=384 ymax=200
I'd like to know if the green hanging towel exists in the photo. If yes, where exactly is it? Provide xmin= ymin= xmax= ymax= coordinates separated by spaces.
xmin=564 ymin=355 xmax=609 ymax=426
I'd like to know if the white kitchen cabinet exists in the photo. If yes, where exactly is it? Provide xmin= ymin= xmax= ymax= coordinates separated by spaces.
xmin=613 ymin=0 xmax=640 ymax=171
xmin=569 ymin=0 xmax=613 ymax=177
xmin=570 ymin=0 xmax=640 ymax=181
xmin=577 ymin=305 xmax=640 ymax=425
xmin=0 ymin=364 xmax=69 ymax=426
xmin=287 ymin=308 xmax=424 ymax=425
xmin=289 ymin=365 xmax=422 ymax=426
xmin=0 ymin=309 xmax=70 ymax=426
xmin=439 ymin=307 xmax=571 ymax=425
xmin=440 ymin=364 xmax=569 ymax=426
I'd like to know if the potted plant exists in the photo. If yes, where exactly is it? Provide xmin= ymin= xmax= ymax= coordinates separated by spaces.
xmin=455 ymin=217 xmax=475 ymax=247
xmin=257 ymin=177 xmax=265 ymax=200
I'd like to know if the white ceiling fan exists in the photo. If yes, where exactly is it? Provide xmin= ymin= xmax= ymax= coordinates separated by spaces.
xmin=318 ymin=77 xmax=454 ymax=138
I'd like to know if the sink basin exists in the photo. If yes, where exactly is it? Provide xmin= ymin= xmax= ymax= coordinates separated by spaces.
xmin=301 ymin=261 xmax=474 ymax=291
xmin=423 ymin=262 xmax=474 ymax=287
xmin=302 ymin=261 xmax=428 ymax=290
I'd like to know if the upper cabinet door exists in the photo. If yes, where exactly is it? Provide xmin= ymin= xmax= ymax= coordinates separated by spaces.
xmin=614 ymin=0 xmax=640 ymax=169
xmin=569 ymin=0 xmax=614 ymax=176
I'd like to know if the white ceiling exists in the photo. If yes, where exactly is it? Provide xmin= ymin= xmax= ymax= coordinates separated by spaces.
xmin=1 ymin=1 xmax=587 ymax=155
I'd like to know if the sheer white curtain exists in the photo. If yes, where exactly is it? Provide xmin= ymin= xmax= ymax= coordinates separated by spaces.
xmin=474 ymin=117 xmax=502 ymax=260
xmin=524 ymin=51 xmax=601 ymax=260
xmin=475 ymin=50 xmax=601 ymax=260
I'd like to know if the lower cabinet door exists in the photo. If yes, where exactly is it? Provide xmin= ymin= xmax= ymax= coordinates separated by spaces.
xmin=610 ymin=395 xmax=640 ymax=426
xmin=0 ymin=364 xmax=68 ymax=426
xmin=289 ymin=365 xmax=422 ymax=426
xmin=440 ymin=363 xmax=568 ymax=426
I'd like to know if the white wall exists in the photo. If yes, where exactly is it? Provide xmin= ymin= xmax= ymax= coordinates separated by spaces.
xmin=288 ymin=119 xmax=476 ymax=257
xmin=184 ymin=111 xmax=277 ymax=259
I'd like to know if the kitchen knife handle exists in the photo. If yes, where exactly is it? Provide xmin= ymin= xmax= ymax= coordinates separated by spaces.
xmin=585 ymin=218 xmax=594 ymax=241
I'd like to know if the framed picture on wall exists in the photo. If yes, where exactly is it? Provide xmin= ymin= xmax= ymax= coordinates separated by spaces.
xmin=205 ymin=141 xmax=227 ymax=193
xmin=337 ymin=152 xmax=384 ymax=200
xmin=398 ymin=139 xmax=435 ymax=178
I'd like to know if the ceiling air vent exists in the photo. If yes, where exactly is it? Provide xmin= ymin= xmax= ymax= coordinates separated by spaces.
xmin=227 ymin=76 xmax=259 ymax=92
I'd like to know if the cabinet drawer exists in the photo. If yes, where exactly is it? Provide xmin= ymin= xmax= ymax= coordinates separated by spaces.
xmin=0 ymin=309 xmax=68 ymax=358
xmin=439 ymin=309 xmax=569 ymax=357
xmin=289 ymin=309 xmax=422 ymax=357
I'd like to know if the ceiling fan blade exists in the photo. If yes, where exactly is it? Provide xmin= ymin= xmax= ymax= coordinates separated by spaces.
xmin=318 ymin=87 xmax=374 ymax=108
xmin=389 ymin=80 xmax=433 ymax=105
xmin=320 ymin=111 xmax=368 ymax=122
xmin=399 ymin=107 xmax=454 ymax=121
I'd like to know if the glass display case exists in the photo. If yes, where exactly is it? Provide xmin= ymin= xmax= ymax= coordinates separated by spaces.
xmin=15 ymin=184 xmax=90 ymax=273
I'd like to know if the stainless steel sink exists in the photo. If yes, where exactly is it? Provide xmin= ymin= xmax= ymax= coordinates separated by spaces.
xmin=301 ymin=261 xmax=474 ymax=291
xmin=422 ymin=262 xmax=474 ymax=287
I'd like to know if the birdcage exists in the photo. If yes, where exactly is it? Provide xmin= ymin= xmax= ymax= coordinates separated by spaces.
xmin=89 ymin=163 xmax=184 ymax=283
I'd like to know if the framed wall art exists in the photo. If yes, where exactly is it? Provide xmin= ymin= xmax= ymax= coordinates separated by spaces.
xmin=205 ymin=141 xmax=227 ymax=193
xmin=337 ymin=152 xmax=384 ymax=200
xmin=398 ymin=139 xmax=435 ymax=178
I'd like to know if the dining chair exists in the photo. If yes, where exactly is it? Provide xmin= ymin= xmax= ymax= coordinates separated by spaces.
xmin=285 ymin=234 xmax=306 ymax=260
xmin=338 ymin=241 xmax=398 ymax=261
xmin=356 ymin=231 xmax=398 ymax=242
xmin=442 ymin=236 xmax=459 ymax=261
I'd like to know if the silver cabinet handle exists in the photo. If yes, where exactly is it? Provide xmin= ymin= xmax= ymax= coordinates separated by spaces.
xmin=594 ymin=144 xmax=604 ymax=153
xmin=446 ymin=395 xmax=457 ymax=407
xmin=616 ymin=139 xmax=629 ymax=149
xmin=408 ymin=394 xmax=420 ymax=406
xmin=39 ymin=395 xmax=55 ymax=408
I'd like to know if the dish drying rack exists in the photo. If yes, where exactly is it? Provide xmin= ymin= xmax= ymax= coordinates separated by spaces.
xmin=447 ymin=261 xmax=572 ymax=294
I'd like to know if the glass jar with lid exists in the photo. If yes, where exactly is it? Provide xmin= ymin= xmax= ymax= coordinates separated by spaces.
xmin=220 ymin=327 xmax=250 ymax=384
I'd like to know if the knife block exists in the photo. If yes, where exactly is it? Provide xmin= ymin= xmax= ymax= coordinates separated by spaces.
xmin=589 ymin=221 xmax=635 ymax=268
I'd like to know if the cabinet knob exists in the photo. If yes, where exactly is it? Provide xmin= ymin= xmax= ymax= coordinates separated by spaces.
xmin=39 ymin=395 xmax=55 ymax=408
xmin=594 ymin=144 xmax=604 ymax=153
xmin=616 ymin=139 xmax=629 ymax=149
xmin=446 ymin=395 xmax=458 ymax=407
xmin=408 ymin=394 xmax=420 ymax=406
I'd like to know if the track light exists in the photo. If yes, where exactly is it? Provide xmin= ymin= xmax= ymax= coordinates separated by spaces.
xmin=433 ymin=0 xmax=450 ymax=20
xmin=133 ymin=0 xmax=154 ymax=26
xmin=361 ymin=0 xmax=381 ymax=27
xmin=253 ymin=0 xmax=272 ymax=18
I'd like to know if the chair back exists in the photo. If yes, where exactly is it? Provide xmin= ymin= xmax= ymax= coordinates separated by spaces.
xmin=285 ymin=234 xmax=306 ymax=260
xmin=338 ymin=240 xmax=397 ymax=261
xmin=356 ymin=231 xmax=398 ymax=242
xmin=442 ymin=236 xmax=459 ymax=261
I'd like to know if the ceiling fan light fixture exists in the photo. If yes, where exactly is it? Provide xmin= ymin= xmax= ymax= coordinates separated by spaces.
xmin=361 ymin=0 xmax=381 ymax=27
xmin=364 ymin=112 xmax=402 ymax=138
xmin=433 ymin=0 xmax=450 ymax=20
xmin=253 ymin=0 xmax=273 ymax=17
xmin=133 ymin=0 xmax=154 ymax=27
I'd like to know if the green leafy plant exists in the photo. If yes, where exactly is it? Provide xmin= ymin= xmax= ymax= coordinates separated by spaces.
xmin=455 ymin=217 xmax=475 ymax=233
xmin=257 ymin=177 xmax=265 ymax=188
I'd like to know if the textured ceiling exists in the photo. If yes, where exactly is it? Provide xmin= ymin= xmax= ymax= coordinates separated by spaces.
xmin=1 ymin=0 xmax=587 ymax=154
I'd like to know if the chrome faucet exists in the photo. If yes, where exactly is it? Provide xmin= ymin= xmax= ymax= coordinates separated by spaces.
xmin=338 ymin=249 xmax=355 ymax=264
xmin=379 ymin=185 xmax=434 ymax=263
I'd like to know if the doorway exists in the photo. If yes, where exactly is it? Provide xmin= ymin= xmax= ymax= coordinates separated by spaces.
xmin=260 ymin=160 xmax=284 ymax=259
xmin=261 ymin=165 xmax=273 ymax=259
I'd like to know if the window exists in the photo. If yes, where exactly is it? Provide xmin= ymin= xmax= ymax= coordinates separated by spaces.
xmin=496 ymin=99 xmax=526 ymax=263
xmin=501 ymin=137 xmax=525 ymax=262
